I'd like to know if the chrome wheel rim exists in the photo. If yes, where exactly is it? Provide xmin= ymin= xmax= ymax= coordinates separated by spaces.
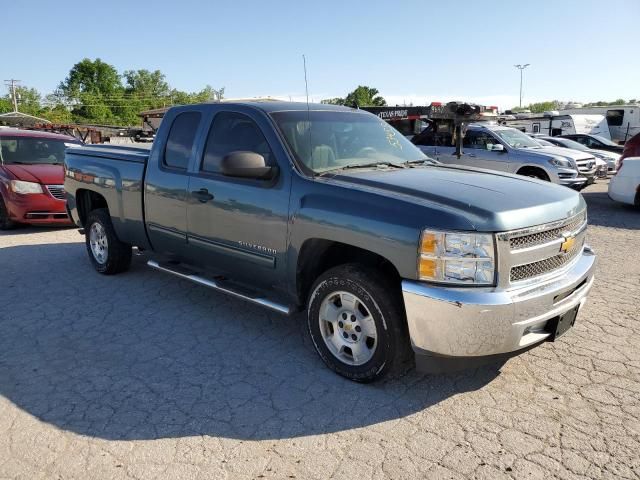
xmin=89 ymin=222 xmax=108 ymax=265
xmin=318 ymin=290 xmax=378 ymax=366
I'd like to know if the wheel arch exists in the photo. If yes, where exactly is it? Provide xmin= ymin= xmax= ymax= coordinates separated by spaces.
xmin=75 ymin=188 xmax=109 ymax=227
xmin=516 ymin=165 xmax=551 ymax=181
xmin=295 ymin=238 xmax=402 ymax=307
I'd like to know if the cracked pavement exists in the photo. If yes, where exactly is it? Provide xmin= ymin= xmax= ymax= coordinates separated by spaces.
xmin=0 ymin=180 xmax=638 ymax=479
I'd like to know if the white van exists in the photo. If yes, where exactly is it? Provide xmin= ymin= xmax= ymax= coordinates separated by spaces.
xmin=503 ymin=113 xmax=610 ymax=139
xmin=559 ymin=106 xmax=640 ymax=144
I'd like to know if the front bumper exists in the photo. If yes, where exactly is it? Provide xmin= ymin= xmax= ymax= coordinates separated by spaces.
xmin=4 ymin=190 xmax=72 ymax=225
xmin=402 ymin=246 xmax=595 ymax=371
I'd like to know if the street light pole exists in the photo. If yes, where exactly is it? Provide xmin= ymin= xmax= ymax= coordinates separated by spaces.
xmin=514 ymin=64 xmax=530 ymax=108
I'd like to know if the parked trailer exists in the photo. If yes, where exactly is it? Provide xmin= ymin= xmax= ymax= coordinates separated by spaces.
xmin=558 ymin=106 xmax=639 ymax=144
xmin=502 ymin=113 xmax=610 ymax=139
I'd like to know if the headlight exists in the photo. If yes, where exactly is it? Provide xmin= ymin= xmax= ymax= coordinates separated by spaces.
xmin=10 ymin=180 xmax=43 ymax=194
xmin=548 ymin=157 xmax=573 ymax=169
xmin=418 ymin=230 xmax=495 ymax=285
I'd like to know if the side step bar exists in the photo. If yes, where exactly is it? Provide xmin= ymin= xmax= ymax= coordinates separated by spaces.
xmin=147 ymin=260 xmax=292 ymax=315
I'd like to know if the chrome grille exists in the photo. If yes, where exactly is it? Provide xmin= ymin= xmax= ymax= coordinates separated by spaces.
xmin=46 ymin=185 xmax=65 ymax=200
xmin=510 ymin=237 xmax=584 ymax=282
xmin=509 ymin=212 xmax=586 ymax=250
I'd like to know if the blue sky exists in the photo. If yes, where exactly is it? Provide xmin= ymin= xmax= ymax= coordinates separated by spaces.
xmin=3 ymin=0 xmax=639 ymax=109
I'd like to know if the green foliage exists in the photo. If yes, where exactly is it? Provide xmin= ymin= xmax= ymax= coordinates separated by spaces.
xmin=0 ymin=59 xmax=226 ymax=126
xmin=320 ymin=97 xmax=345 ymax=105
xmin=528 ymin=101 xmax=561 ymax=113
xmin=321 ymin=86 xmax=387 ymax=107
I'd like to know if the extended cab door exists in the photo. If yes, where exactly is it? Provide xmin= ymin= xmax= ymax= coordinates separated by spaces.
xmin=185 ymin=108 xmax=291 ymax=291
xmin=144 ymin=109 xmax=206 ymax=255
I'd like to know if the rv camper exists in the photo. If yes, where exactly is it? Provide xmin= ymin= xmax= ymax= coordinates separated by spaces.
xmin=502 ymin=113 xmax=610 ymax=139
xmin=558 ymin=105 xmax=639 ymax=143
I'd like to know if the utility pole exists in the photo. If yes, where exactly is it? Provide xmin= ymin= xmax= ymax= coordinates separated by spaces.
xmin=4 ymin=79 xmax=21 ymax=111
xmin=513 ymin=64 xmax=530 ymax=108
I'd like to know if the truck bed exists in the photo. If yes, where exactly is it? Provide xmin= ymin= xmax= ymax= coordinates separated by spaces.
xmin=64 ymin=144 xmax=151 ymax=249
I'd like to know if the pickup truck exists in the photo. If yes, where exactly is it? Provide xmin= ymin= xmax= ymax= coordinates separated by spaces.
xmin=64 ymin=101 xmax=596 ymax=382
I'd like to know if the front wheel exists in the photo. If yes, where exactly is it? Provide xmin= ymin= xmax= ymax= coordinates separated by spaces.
xmin=0 ymin=196 xmax=17 ymax=230
xmin=85 ymin=208 xmax=132 ymax=274
xmin=307 ymin=264 xmax=412 ymax=382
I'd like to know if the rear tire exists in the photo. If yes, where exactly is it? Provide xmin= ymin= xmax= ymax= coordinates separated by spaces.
xmin=307 ymin=264 xmax=413 ymax=382
xmin=85 ymin=208 xmax=132 ymax=274
xmin=0 ymin=196 xmax=17 ymax=230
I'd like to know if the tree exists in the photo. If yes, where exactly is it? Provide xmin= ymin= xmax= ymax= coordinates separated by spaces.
xmin=59 ymin=58 xmax=123 ymax=123
xmin=321 ymin=97 xmax=345 ymax=105
xmin=123 ymin=69 xmax=170 ymax=98
xmin=321 ymin=86 xmax=387 ymax=107
xmin=527 ymin=100 xmax=561 ymax=113
xmin=60 ymin=58 xmax=122 ymax=98
xmin=343 ymin=86 xmax=386 ymax=107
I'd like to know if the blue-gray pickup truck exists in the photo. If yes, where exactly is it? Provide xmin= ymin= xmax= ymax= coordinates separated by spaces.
xmin=64 ymin=101 xmax=596 ymax=382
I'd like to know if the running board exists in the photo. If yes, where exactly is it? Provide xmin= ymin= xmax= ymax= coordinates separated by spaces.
xmin=147 ymin=260 xmax=291 ymax=315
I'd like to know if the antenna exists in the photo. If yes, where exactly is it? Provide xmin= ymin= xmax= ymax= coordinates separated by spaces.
xmin=303 ymin=54 xmax=310 ymax=107
xmin=303 ymin=54 xmax=313 ymax=168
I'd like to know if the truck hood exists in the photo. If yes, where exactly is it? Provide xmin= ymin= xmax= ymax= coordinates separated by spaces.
xmin=2 ymin=164 xmax=64 ymax=184
xmin=332 ymin=165 xmax=585 ymax=232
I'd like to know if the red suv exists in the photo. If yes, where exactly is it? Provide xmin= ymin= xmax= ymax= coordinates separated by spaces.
xmin=618 ymin=131 xmax=640 ymax=173
xmin=0 ymin=128 xmax=82 ymax=229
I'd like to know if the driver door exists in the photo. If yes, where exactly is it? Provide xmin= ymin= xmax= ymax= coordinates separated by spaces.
xmin=458 ymin=131 xmax=509 ymax=171
xmin=185 ymin=110 xmax=290 ymax=291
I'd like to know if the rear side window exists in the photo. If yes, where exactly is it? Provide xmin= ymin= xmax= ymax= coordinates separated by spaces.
xmin=164 ymin=112 xmax=201 ymax=170
xmin=201 ymin=112 xmax=273 ymax=174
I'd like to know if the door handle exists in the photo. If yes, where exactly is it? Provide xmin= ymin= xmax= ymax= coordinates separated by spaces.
xmin=192 ymin=188 xmax=214 ymax=203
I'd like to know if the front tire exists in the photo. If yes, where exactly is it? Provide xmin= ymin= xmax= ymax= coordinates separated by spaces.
xmin=0 ymin=195 xmax=17 ymax=230
xmin=85 ymin=208 xmax=132 ymax=274
xmin=307 ymin=264 xmax=412 ymax=382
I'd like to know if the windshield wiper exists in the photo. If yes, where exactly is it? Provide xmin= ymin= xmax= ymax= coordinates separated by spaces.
xmin=404 ymin=158 xmax=439 ymax=166
xmin=316 ymin=161 xmax=406 ymax=176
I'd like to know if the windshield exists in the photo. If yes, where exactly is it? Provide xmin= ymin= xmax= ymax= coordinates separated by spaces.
xmin=270 ymin=110 xmax=428 ymax=174
xmin=590 ymin=135 xmax=618 ymax=146
xmin=493 ymin=129 xmax=541 ymax=148
xmin=553 ymin=138 xmax=589 ymax=151
xmin=0 ymin=137 xmax=76 ymax=165
xmin=535 ymin=138 xmax=554 ymax=147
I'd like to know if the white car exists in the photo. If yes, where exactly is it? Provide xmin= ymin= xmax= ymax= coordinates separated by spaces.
xmin=608 ymin=157 xmax=640 ymax=207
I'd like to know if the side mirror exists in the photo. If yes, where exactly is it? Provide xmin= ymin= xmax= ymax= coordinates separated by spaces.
xmin=220 ymin=151 xmax=277 ymax=179
xmin=491 ymin=144 xmax=505 ymax=152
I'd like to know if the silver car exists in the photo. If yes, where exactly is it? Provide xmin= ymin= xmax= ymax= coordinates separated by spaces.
xmin=413 ymin=124 xmax=586 ymax=189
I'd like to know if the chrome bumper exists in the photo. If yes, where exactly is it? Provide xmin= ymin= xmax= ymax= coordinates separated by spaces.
xmin=402 ymin=246 xmax=595 ymax=359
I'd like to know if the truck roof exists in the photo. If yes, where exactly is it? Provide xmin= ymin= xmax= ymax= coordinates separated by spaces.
xmin=172 ymin=101 xmax=357 ymax=114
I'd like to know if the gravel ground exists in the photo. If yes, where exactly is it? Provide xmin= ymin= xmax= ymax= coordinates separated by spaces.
xmin=0 ymin=180 xmax=638 ymax=480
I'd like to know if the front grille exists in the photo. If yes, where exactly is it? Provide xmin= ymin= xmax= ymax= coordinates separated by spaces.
xmin=509 ymin=212 xmax=586 ymax=250
xmin=46 ymin=185 xmax=65 ymax=200
xmin=510 ymin=237 xmax=584 ymax=282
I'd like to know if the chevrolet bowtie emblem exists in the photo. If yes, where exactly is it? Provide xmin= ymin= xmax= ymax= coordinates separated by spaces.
xmin=560 ymin=235 xmax=576 ymax=253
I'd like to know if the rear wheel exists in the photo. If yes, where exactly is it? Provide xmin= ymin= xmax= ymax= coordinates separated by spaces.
xmin=85 ymin=208 xmax=132 ymax=274
xmin=0 ymin=196 xmax=17 ymax=230
xmin=307 ymin=264 xmax=412 ymax=382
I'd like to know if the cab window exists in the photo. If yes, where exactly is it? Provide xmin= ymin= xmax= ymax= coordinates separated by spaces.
xmin=201 ymin=112 xmax=273 ymax=174
xmin=164 ymin=112 xmax=201 ymax=170
xmin=463 ymin=131 xmax=500 ymax=150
